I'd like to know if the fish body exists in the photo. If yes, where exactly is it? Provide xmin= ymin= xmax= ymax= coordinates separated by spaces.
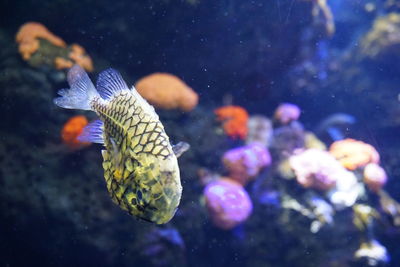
xmin=54 ymin=65 xmax=187 ymax=224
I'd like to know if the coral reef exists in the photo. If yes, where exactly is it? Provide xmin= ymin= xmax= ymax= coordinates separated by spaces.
xmin=2 ymin=0 xmax=400 ymax=265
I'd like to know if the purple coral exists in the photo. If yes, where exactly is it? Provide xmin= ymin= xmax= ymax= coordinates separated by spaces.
xmin=274 ymin=103 xmax=301 ymax=125
xmin=222 ymin=143 xmax=271 ymax=185
xmin=204 ymin=178 xmax=253 ymax=230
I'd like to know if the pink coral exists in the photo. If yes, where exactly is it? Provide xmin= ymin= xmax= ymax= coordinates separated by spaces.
xmin=363 ymin=163 xmax=387 ymax=193
xmin=274 ymin=103 xmax=301 ymax=125
xmin=222 ymin=143 xmax=271 ymax=185
xmin=204 ymin=178 xmax=253 ymax=230
xmin=289 ymin=149 xmax=348 ymax=191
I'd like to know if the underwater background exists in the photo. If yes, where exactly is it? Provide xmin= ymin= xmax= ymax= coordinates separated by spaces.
xmin=1 ymin=0 xmax=400 ymax=266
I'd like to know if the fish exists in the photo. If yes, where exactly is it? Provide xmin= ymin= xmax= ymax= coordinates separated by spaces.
xmin=54 ymin=65 xmax=189 ymax=224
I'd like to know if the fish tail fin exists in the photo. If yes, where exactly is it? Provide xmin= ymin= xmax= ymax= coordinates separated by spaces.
xmin=54 ymin=65 xmax=99 ymax=110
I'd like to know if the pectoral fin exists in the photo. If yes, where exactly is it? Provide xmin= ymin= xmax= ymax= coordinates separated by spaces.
xmin=172 ymin=142 xmax=190 ymax=158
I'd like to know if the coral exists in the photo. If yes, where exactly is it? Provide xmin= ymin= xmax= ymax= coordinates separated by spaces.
xmin=354 ymin=240 xmax=390 ymax=266
xmin=378 ymin=190 xmax=400 ymax=226
xmin=363 ymin=163 xmax=387 ymax=193
xmin=269 ymin=121 xmax=305 ymax=160
xmin=61 ymin=115 xmax=91 ymax=150
xmin=15 ymin=22 xmax=93 ymax=71
xmin=222 ymin=143 xmax=271 ymax=185
xmin=329 ymin=139 xmax=380 ymax=170
xmin=310 ymin=0 xmax=335 ymax=37
xmin=304 ymin=132 xmax=326 ymax=150
xmin=139 ymin=227 xmax=186 ymax=267
xmin=204 ymin=178 xmax=252 ymax=230
xmin=54 ymin=56 xmax=74 ymax=69
xmin=214 ymin=105 xmax=249 ymax=139
xmin=361 ymin=13 xmax=400 ymax=63
xmin=16 ymin=22 xmax=66 ymax=60
xmin=135 ymin=73 xmax=198 ymax=111
xmin=289 ymin=149 xmax=343 ymax=191
xmin=327 ymin=170 xmax=362 ymax=210
xmin=68 ymin=44 xmax=93 ymax=72
xmin=352 ymin=204 xmax=379 ymax=231
xmin=274 ymin=103 xmax=301 ymax=125
xmin=245 ymin=115 xmax=273 ymax=146
xmin=309 ymin=197 xmax=334 ymax=233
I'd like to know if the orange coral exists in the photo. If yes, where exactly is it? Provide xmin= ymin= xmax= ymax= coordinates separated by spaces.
xmin=329 ymin=138 xmax=380 ymax=170
xmin=16 ymin=22 xmax=66 ymax=60
xmin=135 ymin=73 xmax=198 ymax=111
xmin=16 ymin=22 xmax=93 ymax=72
xmin=68 ymin=44 xmax=93 ymax=72
xmin=215 ymin=105 xmax=248 ymax=139
xmin=61 ymin=115 xmax=91 ymax=150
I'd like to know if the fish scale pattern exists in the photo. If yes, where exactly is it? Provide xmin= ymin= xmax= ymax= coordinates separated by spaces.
xmin=92 ymin=90 xmax=181 ymax=224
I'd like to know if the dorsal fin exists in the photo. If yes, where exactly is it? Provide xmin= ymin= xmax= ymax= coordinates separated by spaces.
xmin=96 ymin=68 xmax=129 ymax=100
xmin=130 ymin=85 xmax=158 ymax=119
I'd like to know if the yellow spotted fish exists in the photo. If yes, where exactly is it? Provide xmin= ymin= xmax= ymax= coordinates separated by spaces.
xmin=54 ymin=65 xmax=189 ymax=224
